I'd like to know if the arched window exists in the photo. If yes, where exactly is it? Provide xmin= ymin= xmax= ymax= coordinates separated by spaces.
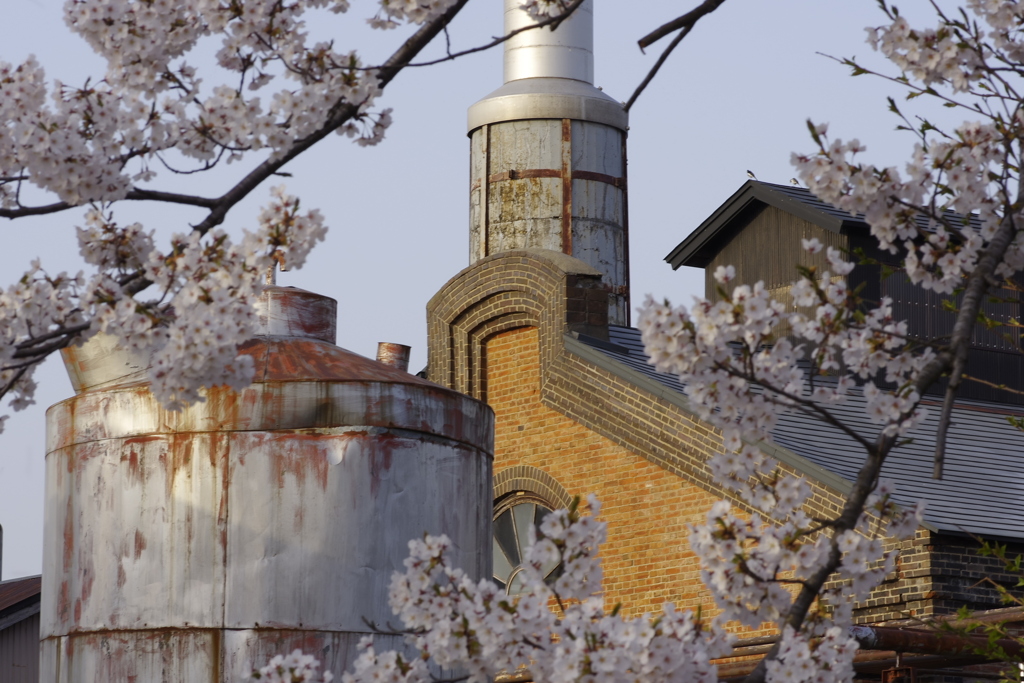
xmin=492 ymin=492 xmax=562 ymax=595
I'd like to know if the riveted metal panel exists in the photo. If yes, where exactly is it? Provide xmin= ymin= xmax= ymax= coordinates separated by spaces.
xmin=488 ymin=120 xmax=563 ymax=171
xmin=571 ymin=121 xmax=623 ymax=176
xmin=571 ymin=219 xmax=625 ymax=285
xmin=224 ymin=430 xmax=489 ymax=630
xmin=571 ymin=179 xmax=623 ymax=223
xmin=46 ymin=631 xmax=215 ymax=683
xmin=42 ymin=433 xmax=227 ymax=636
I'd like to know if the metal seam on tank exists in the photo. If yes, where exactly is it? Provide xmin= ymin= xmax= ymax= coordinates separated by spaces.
xmin=46 ymin=382 xmax=493 ymax=423
xmin=44 ymin=418 xmax=494 ymax=454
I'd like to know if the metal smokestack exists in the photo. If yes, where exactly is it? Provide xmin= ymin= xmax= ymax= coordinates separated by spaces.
xmin=503 ymin=0 xmax=594 ymax=84
xmin=467 ymin=0 xmax=631 ymax=325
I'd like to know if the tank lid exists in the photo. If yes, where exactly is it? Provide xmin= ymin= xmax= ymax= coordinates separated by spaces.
xmin=59 ymin=286 xmax=436 ymax=393
xmin=254 ymin=286 xmax=336 ymax=343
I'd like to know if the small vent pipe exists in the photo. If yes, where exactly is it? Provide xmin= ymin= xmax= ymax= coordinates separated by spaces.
xmin=376 ymin=343 xmax=411 ymax=372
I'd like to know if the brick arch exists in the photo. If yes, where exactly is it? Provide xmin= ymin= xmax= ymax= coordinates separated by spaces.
xmin=427 ymin=248 xmax=610 ymax=400
xmin=493 ymin=465 xmax=573 ymax=511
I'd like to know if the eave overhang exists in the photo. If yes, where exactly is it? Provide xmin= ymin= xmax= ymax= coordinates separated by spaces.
xmin=665 ymin=180 xmax=865 ymax=270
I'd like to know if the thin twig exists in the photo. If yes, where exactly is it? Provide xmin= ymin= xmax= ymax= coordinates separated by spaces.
xmin=625 ymin=23 xmax=689 ymax=112
xmin=404 ymin=0 xmax=587 ymax=68
xmin=960 ymin=373 xmax=1024 ymax=397
xmin=626 ymin=0 xmax=730 ymax=111
xmin=637 ymin=0 xmax=728 ymax=50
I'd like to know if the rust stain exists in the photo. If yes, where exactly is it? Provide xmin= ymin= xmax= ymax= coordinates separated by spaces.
xmin=204 ymin=386 xmax=242 ymax=433
xmin=63 ymin=496 xmax=74 ymax=573
xmin=161 ymin=434 xmax=194 ymax=501
xmin=74 ymin=598 xmax=81 ymax=623
xmin=489 ymin=168 xmax=561 ymax=182
xmin=270 ymin=434 xmax=331 ymax=491
xmin=117 ymin=562 xmax=127 ymax=589
xmin=293 ymin=501 xmax=304 ymax=534
xmin=80 ymin=561 xmax=94 ymax=606
xmin=260 ymin=338 xmax=437 ymax=385
xmin=219 ymin=435 xmax=231 ymax=555
xmin=365 ymin=433 xmax=419 ymax=496
xmin=58 ymin=580 xmax=70 ymax=623
xmin=561 ymin=118 xmax=573 ymax=256
xmin=133 ymin=529 xmax=147 ymax=560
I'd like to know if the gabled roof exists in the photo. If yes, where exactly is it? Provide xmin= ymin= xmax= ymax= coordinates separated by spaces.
xmin=665 ymin=181 xmax=863 ymax=269
xmin=666 ymin=180 xmax=985 ymax=270
xmin=577 ymin=326 xmax=1024 ymax=541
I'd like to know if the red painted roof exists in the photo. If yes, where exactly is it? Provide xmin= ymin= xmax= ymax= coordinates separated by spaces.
xmin=0 ymin=575 xmax=41 ymax=612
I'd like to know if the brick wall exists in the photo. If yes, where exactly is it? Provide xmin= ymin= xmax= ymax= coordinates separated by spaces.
xmin=486 ymin=326 xmax=721 ymax=616
xmin=427 ymin=248 xmax=1014 ymax=630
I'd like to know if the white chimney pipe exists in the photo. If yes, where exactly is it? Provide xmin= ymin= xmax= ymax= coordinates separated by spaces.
xmin=503 ymin=0 xmax=594 ymax=84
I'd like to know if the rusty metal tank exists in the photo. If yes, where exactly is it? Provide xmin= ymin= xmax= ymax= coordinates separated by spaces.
xmin=468 ymin=0 xmax=630 ymax=325
xmin=41 ymin=286 xmax=494 ymax=681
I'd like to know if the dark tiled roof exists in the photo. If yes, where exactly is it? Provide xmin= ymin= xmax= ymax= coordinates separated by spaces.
xmin=581 ymin=326 xmax=1024 ymax=540
xmin=753 ymin=182 xmax=857 ymax=224
xmin=0 ymin=575 xmax=41 ymax=613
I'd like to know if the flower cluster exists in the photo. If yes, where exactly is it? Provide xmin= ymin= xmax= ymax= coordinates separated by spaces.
xmin=793 ymin=1 xmax=1024 ymax=295
xmin=2 ymin=0 xmax=446 ymax=211
xmin=250 ymin=649 xmax=334 ymax=683
xmin=370 ymin=0 xmax=459 ymax=30
xmin=519 ymin=0 xmax=571 ymax=20
xmin=0 ymin=263 xmax=87 ymax=430
xmin=766 ymin=627 xmax=859 ymax=683
xmin=0 ymin=186 xmax=325 ymax=421
xmin=0 ymin=0 xmax=467 ymax=418
xmin=116 ymin=185 xmax=326 ymax=409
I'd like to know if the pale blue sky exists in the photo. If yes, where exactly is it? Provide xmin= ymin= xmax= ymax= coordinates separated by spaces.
xmin=0 ymin=1 xmax=950 ymax=579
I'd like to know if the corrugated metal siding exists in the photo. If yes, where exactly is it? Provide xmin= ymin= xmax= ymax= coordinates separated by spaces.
xmin=588 ymin=326 xmax=1024 ymax=540
xmin=0 ymin=612 xmax=39 ymax=683
xmin=883 ymin=273 xmax=1024 ymax=404
xmin=883 ymin=274 xmax=1019 ymax=353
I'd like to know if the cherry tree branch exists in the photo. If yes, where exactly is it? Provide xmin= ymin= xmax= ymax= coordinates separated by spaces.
xmin=1 ymin=0 xmax=475 ymax=225
xmin=914 ymin=195 xmax=1020 ymax=478
xmin=189 ymin=0 xmax=472 ymax=236
xmin=637 ymin=0 xmax=728 ymax=50
xmin=0 ymin=187 xmax=220 ymax=219
xmin=743 ymin=433 xmax=893 ymax=683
